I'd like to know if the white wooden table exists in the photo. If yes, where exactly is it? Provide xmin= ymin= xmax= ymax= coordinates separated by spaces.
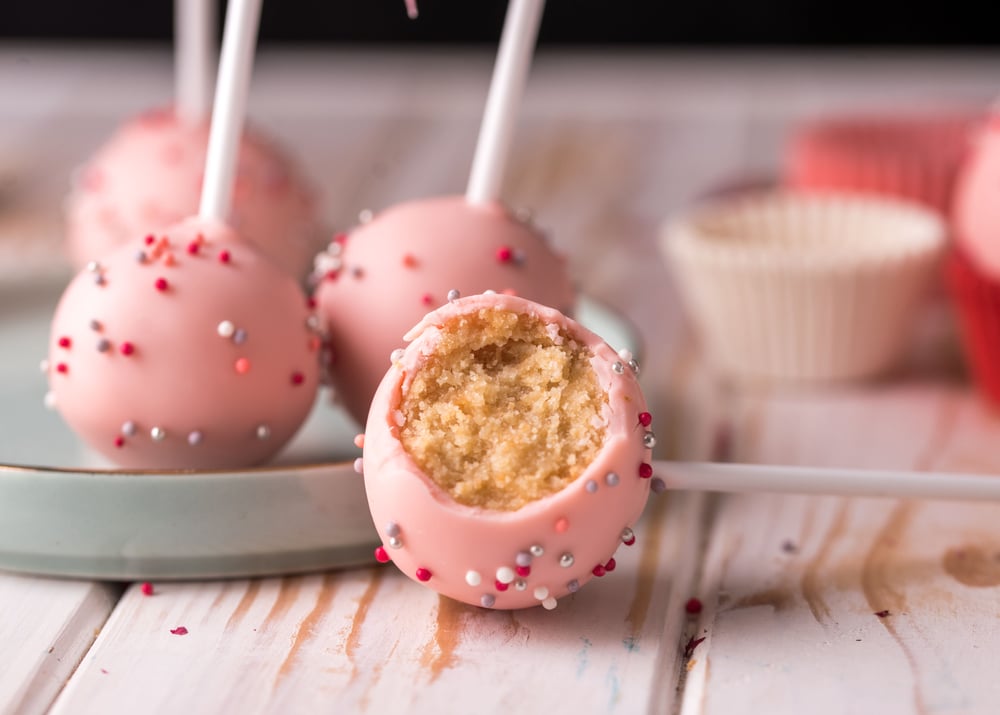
xmin=3 ymin=46 xmax=1000 ymax=714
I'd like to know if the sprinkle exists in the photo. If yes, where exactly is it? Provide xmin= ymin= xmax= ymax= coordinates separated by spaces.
xmin=638 ymin=412 xmax=652 ymax=427
xmin=351 ymin=266 xmax=364 ymax=279
xmin=306 ymin=315 xmax=321 ymax=332
xmin=235 ymin=358 xmax=251 ymax=374
xmin=121 ymin=421 xmax=136 ymax=436
xmin=144 ymin=235 xmax=155 ymax=246
xmin=390 ymin=348 xmax=405 ymax=364
xmin=555 ymin=517 xmax=569 ymax=533
xmin=782 ymin=540 xmax=798 ymax=554
xmin=385 ymin=521 xmax=401 ymax=537
xmin=353 ymin=433 xmax=365 ymax=449
xmin=120 ymin=342 xmax=135 ymax=356
xmin=256 ymin=424 xmax=271 ymax=440
xmin=415 ymin=568 xmax=432 ymax=582
xmin=86 ymin=260 xmax=101 ymax=273
xmin=621 ymin=527 xmax=636 ymax=546
xmin=163 ymin=252 xmax=176 ymax=267
xmin=566 ymin=579 xmax=580 ymax=593
xmin=151 ymin=427 xmax=166 ymax=441
xmin=515 ymin=551 xmax=532 ymax=567
xmin=58 ymin=336 xmax=72 ymax=349
xmin=388 ymin=536 xmax=402 ymax=549
xmin=402 ymin=253 xmax=418 ymax=268
xmin=515 ymin=565 xmax=531 ymax=577
xmin=605 ymin=472 xmax=620 ymax=487
xmin=446 ymin=289 xmax=460 ymax=302
xmin=233 ymin=329 xmax=247 ymax=345
xmin=559 ymin=553 xmax=574 ymax=568
xmin=542 ymin=597 xmax=557 ymax=610
xmin=629 ymin=359 xmax=640 ymax=374
xmin=639 ymin=463 xmax=653 ymax=479
xmin=494 ymin=580 xmax=509 ymax=592
xmin=141 ymin=582 xmax=154 ymax=596
xmin=218 ymin=250 xmax=231 ymax=264
xmin=421 ymin=293 xmax=434 ymax=306
xmin=291 ymin=371 xmax=305 ymax=386
xmin=496 ymin=566 xmax=515 ymax=584
xmin=43 ymin=391 xmax=56 ymax=409
xmin=612 ymin=361 xmax=625 ymax=374
xmin=358 ymin=209 xmax=374 ymax=224
xmin=55 ymin=362 xmax=68 ymax=374
xmin=465 ymin=570 xmax=482 ymax=586
xmin=217 ymin=320 xmax=235 ymax=338
xmin=374 ymin=546 xmax=390 ymax=563
xmin=154 ymin=277 xmax=169 ymax=292
xmin=605 ymin=558 xmax=617 ymax=572
xmin=96 ymin=338 xmax=110 ymax=353
xmin=186 ymin=241 xmax=200 ymax=255
xmin=617 ymin=348 xmax=633 ymax=363
xmin=496 ymin=246 xmax=513 ymax=263
xmin=188 ymin=431 xmax=202 ymax=446
xmin=651 ymin=477 xmax=667 ymax=494
xmin=585 ymin=479 xmax=598 ymax=493
xmin=592 ymin=564 xmax=607 ymax=578
xmin=353 ymin=457 xmax=364 ymax=474
xmin=94 ymin=274 xmax=106 ymax=286
xmin=529 ymin=544 xmax=544 ymax=557
xmin=480 ymin=594 xmax=495 ymax=608
xmin=114 ymin=436 xmax=125 ymax=448
xmin=643 ymin=432 xmax=657 ymax=448
xmin=685 ymin=597 xmax=703 ymax=615
xmin=514 ymin=579 xmax=527 ymax=591
xmin=533 ymin=586 xmax=549 ymax=600
xmin=170 ymin=626 xmax=189 ymax=636
xmin=39 ymin=359 xmax=49 ymax=373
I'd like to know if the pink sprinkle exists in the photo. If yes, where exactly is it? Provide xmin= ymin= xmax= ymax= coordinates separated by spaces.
xmin=154 ymin=277 xmax=169 ymax=292
xmin=402 ymin=253 xmax=418 ymax=268
xmin=141 ymin=582 xmax=154 ymax=596
xmin=114 ymin=436 xmax=125 ymax=448
xmin=120 ymin=342 xmax=135 ymax=356
xmin=495 ymin=580 xmax=509 ymax=592
xmin=353 ymin=433 xmax=365 ymax=449
xmin=638 ymin=412 xmax=652 ymax=427
xmin=592 ymin=564 xmax=607 ymax=577
xmin=639 ymin=463 xmax=653 ymax=479
xmin=291 ymin=371 xmax=305 ymax=386
xmin=218 ymin=250 xmax=231 ymax=264
xmin=374 ymin=546 xmax=390 ymax=564
xmin=58 ymin=336 xmax=72 ymax=349
xmin=234 ymin=358 xmax=251 ymax=374
xmin=604 ymin=558 xmax=617 ymax=572
xmin=56 ymin=363 xmax=68 ymax=374
xmin=416 ymin=567 xmax=432 ymax=582
xmin=163 ymin=252 xmax=176 ymax=267
xmin=515 ymin=565 xmax=531 ymax=578
xmin=685 ymin=597 xmax=703 ymax=615
xmin=421 ymin=293 xmax=434 ymax=306
xmin=332 ymin=232 xmax=348 ymax=245
xmin=169 ymin=626 xmax=188 ymax=636
xmin=496 ymin=246 xmax=513 ymax=263
xmin=554 ymin=517 xmax=569 ymax=533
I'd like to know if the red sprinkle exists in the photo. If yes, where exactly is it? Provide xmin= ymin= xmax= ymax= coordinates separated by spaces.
xmin=421 ymin=293 xmax=434 ymax=306
xmin=55 ymin=363 xmax=68 ymax=374
xmin=120 ymin=342 xmax=135 ymax=356
xmin=515 ymin=565 xmax=531 ymax=578
xmin=416 ymin=567 xmax=432 ymax=582
xmin=144 ymin=234 xmax=156 ymax=245
xmin=234 ymin=358 xmax=251 ymax=374
xmin=604 ymin=558 xmax=617 ymax=572
xmin=218 ymin=250 xmax=231 ymax=264
xmin=683 ymin=635 xmax=706 ymax=658
xmin=685 ymin=597 xmax=703 ymax=615
xmin=306 ymin=297 xmax=317 ymax=309
xmin=496 ymin=245 xmax=513 ymax=263
xmin=58 ymin=336 xmax=72 ymax=349
xmin=374 ymin=546 xmax=390 ymax=564
xmin=140 ymin=582 xmax=154 ymax=596
xmin=186 ymin=241 xmax=200 ymax=255
xmin=291 ymin=371 xmax=305 ymax=386
xmin=169 ymin=626 xmax=189 ymax=636
xmin=638 ymin=463 xmax=653 ymax=479
xmin=638 ymin=412 xmax=652 ymax=427
xmin=154 ymin=277 xmax=169 ymax=292
xmin=623 ymin=533 xmax=636 ymax=546
xmin=114 ymin=436 xmax=125 ymax=448
xmin=332 ymin=232 xmax=348 ymax=245
xmin=875 ymin=610 xmax=891 ymax=618
xmin=495 ymin=580 xmax=510 ymax=592
xmin=325 ymin=269 xmax=340 ymax=282
xmin=592 ymin=564 xmax=607 ymax=578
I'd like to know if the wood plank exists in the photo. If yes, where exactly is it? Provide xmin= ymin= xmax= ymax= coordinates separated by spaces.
xmin=0 ymin=574 xmax=120 ymax=715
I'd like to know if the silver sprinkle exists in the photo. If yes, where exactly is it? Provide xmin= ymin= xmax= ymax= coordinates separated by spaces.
xmin=651 ymin=477 xmax=667 ymax=494
xmin=629 ymin=359 xmax=640 ymax=375
xmin=385 ymin=521 xmax=401 ymax=537
xmin=621 ymin=527 xmax=635 ymax=543
xmin=612 ymin=361 xmax=625 ymax=375
xmin=514 ymin=579 xmax=527 ymax=591
xmin=150 ymin=426 xmax=166 ymax=441
xmin=480 ymin=593 xmax=495 ymax=608
xmin=188 ymin=431 xmax=203 ymax=446
xmin=515 ymin=551 xmax=532 ymax=567
xmin=89 ymin=320 xmax=102 ymax=331
xmin=566 ymin=579 xmax=580 ymax=593
xmin=121 ymin=421 xmax=137 ymax=437
xmin=256 ymin=424 xmax=271 ymax=440
xmin=388 ymin=536 xmax=403 ymax=549
xmin=605 ymin=472 xmax=620 ymax=487
xmin=643 ymin=432 xmax=657 ymax=449
xmin=135 ymin=250 xmax=147 ymax=263
xmin=96 ymin=338 xmax=110 ymax=353
xmin=358 ymin=208 xmax=374 ymax=224
xmin=512 ymin=248 xmax=526 ymax=265
xmin=529 ymin=544 xmax=544 ymax=557
xmin=94 ymin=274 xmax=106 ymax=286
xmin=233 ymin=328 xmax=248 ymax=345
xmin=585 ymin=479 xmax=598 ymax=494
xmin=446 ymin=289 xmax=460 ymax=302
xmin=559 ymin=553 xmax=574 ymax=568
xmin=353 ymin=457 xmax=364 ymax=474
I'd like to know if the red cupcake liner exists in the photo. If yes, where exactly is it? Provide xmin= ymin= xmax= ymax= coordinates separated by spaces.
xmin=946 ymin=246 xmax=1000 ymax=405
xmin=786 ymin=113 xmax=979 ymax=215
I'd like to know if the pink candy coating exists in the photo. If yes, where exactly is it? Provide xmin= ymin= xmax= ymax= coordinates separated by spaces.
xmin=47 ymin=218 xmax=320 ymax=469
xmin=955 ymin=116 xmax=1000 ymax=280
xmin=313 ymin=196 xmax=576 ymax=427
xmin=65 ymin=106 xmax=323 ymax=279
xmin=362 ymin=294 xmax=652 ymax=610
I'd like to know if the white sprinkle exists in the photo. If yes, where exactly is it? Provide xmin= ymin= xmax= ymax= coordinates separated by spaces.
xmin=390 ymin=348 xmax=405 ymax=364
xmin=465 ymin=570 xmax=482 ymax=586
xmin=326 ymin=241 xmax=343 ymax=256
xmin=121 ymin=421 xmax=137 ymax=437
xmin=256 ymin=424 xmax=271 ymax=440
xmin=306 ymin=315 xmax=320 ymax=331
xmin=86 ymin=260 xmax=101 ymax=273
xmin=496 ymin=566 xmax=515 ymax=584
xmin=150 ymin=426 xmax=166 ymax=441
xmin=188 ymin=431 xmax=203 ymax=446
xmin=43 ymin=391 xmax=56 ymax=409
xmin=617 ymin=348 xmax=633 ymax=363
xmin=542 ymin=597 xmax=558 ymax=610
xmin=533 ymin=586 xmax=549 ymax=600
xmin=353 ymin=457 xmax=364 ymax=474
xmin=39 ymin=359 xmax=49 ymax=373
xmin=217 ymin=320 xmax=235 ymax=338
xmin=358 ymin=208 xmax=374 ymax=224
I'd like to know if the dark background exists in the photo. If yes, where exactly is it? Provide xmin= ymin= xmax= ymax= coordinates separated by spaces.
xmin=3 ymin=0 xmax=999 ymax=47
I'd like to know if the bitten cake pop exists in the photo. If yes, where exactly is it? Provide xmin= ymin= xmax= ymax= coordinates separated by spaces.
xmin=64 ymin=0 xmax=321 ymax=279
xmin=360 ymin=293 xmax=653 ymax=610
xmin=46 ymin=220 xmax=320 ymax=469
xmin=314 ymin=0 xmax=572 ymax=426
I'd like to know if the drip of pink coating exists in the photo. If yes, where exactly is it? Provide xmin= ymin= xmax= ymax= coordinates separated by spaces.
xmin=361 ymin=293 xmax=651 ymax=610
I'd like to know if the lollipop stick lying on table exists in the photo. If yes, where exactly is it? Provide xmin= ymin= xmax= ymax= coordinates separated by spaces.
xmin=659 ymin=460 xmax=1000 ymax=501
xmin=466 ymin=0 xmax=545 ymax=204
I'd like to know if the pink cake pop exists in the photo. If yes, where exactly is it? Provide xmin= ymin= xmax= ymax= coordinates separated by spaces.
xmin=314 ymin=0 xmax=571 ymax=426
xmin=46 ymin=220 xmax=320 ymax=469
xmin=64 ymin=0 xmax=321 ymax=279
xmin=361 ymin=293 xmax=653 ymax=610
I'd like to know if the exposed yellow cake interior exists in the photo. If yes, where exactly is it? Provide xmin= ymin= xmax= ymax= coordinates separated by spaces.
xmin=399 ymin=307 xmax=607 ymax=511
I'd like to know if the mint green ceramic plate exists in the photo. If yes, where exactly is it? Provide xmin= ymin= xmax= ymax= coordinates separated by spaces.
xmin=0 ymin=286 xmax=640 ymax=580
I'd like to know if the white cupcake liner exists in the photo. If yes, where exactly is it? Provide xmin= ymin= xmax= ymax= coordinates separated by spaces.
xmin=662 ymin=192 xmax=946 ymax=381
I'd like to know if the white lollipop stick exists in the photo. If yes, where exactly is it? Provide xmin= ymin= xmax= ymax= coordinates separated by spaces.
xmin=403 ymin=0 xmax=419 ymax=19
xmin=658 ymin=460 xmax=1000 ymax=502
xmin=175 ymin=0 xmax=215 ymax=124
xmin=199 ymin=0 xmax=262 ymax=221
xmin=465 ymin=0 xmax=544 ymax=205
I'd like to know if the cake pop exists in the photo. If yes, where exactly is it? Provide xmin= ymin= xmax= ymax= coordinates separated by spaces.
xmin=314 ymin=0 xmax=573 ymax=426
xmin=360 ymin=293 xmax=652 ymax=610
xmin=64 ymin=0 xmax=322 ymax=279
